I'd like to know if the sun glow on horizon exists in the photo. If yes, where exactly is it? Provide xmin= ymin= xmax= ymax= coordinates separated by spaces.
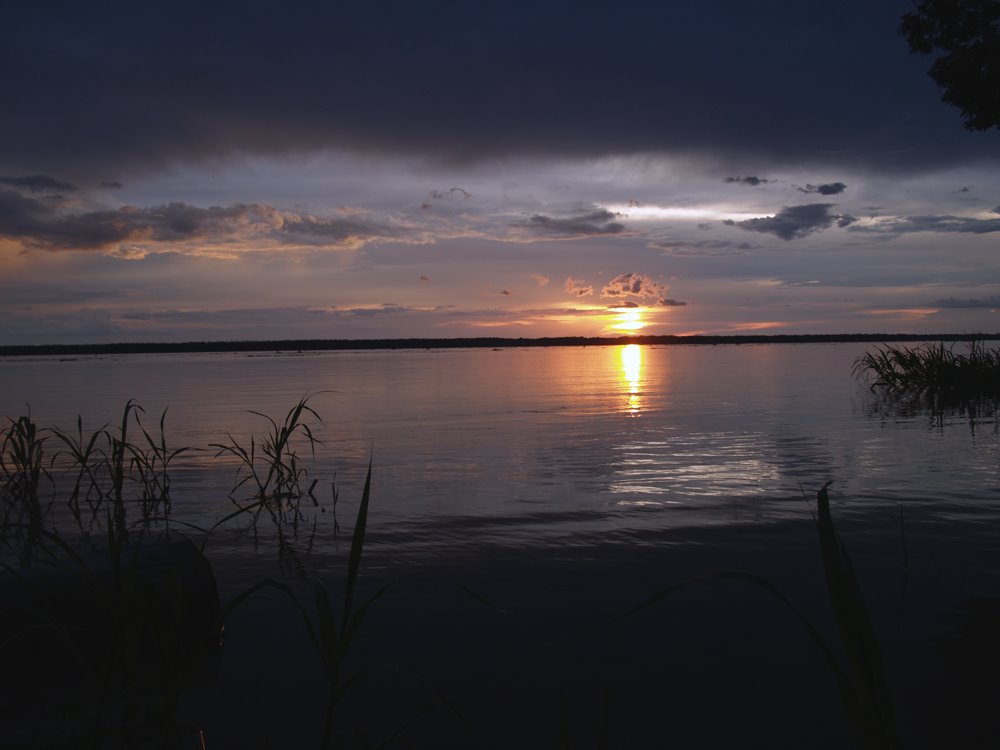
xmin=610 ymin=307 xmax=647 ymax=332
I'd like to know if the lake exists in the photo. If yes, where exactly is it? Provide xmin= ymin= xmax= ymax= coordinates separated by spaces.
xmin=2 ymin=342 xmax=999 ymax=748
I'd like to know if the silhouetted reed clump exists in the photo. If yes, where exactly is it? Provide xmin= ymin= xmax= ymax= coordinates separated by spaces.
xmin=211 ymin=395 xmax=322 ymax=532
xmin=853 ymin=341 xmax=1000 ymax=402
xmin=0 ymin=395 xmax=376 ymax=748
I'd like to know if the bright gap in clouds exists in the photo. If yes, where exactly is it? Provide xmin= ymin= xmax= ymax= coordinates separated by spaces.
xmin=609 ymin=308 xmax=646 ymax=332
xmin=602 ymin=203 xmax=764 ymax=222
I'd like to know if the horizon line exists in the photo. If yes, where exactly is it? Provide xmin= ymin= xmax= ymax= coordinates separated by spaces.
xmin=3 ymin=332 xmax=1000 ymax=357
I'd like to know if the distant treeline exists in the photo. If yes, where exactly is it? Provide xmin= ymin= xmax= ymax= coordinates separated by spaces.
xmin=2 ymin=333 xmax=1000 ymax=357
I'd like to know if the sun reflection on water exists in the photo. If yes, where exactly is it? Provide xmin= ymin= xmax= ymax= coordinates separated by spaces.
xmin=620 ymin=343 xmax=642 ymax=416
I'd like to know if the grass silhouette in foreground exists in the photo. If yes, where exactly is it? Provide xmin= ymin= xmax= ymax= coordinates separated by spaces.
xmin=0 ymin=396 xmax=349 ymax=747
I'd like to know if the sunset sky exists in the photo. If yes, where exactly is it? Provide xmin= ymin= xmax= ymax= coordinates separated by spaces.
xmin=3 ymin=0 xmax=999 ymax=344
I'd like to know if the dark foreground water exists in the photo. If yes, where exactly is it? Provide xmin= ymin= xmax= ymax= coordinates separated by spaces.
xmin=2 ymin=343 xmax=999 ymax=748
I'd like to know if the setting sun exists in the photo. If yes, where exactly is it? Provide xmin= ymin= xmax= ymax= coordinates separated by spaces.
xmin=610 ymin=307 xmax=646 ymax=333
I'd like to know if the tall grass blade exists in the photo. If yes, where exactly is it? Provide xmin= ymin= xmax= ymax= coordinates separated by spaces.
xmin=342 ymin=455 xmax=373 ymax=633
xmin=815 ymin=483 xmax=899 ymax=750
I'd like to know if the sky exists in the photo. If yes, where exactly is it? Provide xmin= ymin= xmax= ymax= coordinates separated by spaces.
xmin=2 ymin=0 xmax=999 ymax=344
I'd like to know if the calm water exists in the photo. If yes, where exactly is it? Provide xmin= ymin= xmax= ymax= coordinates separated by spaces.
xmin=2 ymin=342 xmax=998 ymax=558
xmin=3 ymin=342 xmax=1000 ymax=747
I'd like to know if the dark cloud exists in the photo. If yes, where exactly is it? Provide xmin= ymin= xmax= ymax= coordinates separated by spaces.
xmin=0 ymin=190 xmax=54 ymax=238
xmin=601 ymin=272 xmax=671 ymax=301
xmin=0 ymin=190 xmax=399 ymax=251
xmin=3 ymin=1 xmax=997 ymax=177
xmin=278 ymin=213 xmax=402 ymax=245
xmin=798 ymin=182 xmax=847 ymax=195
xmin=0 ymin=193 xmax=274 ymax=249
xmin=723 ymin=203 xmax=853 ymax=240
xmin=602 ymin=274 xmax=686 ymax=307
xmin=499 ymin=289 xmax=511 ymax=296
xmin=725 ymin=176 xmax=771 ymax=186
xmin=932 ymin=295 xmax=1000 ymax=309
xmin=564 ymin=277 xmax=593 ymax=297
xmin=0 ymin=175 xmax=78 ymax=193
xmin=101 ymin=181 xmax=123 ymax=189
xmin=849 ymin=214 xmax=1000 ymax=235
xmin=518 ymin=209 xmax=626 ymax=237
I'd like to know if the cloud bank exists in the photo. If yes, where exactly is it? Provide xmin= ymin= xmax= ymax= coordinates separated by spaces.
xmin=724 ymin=204 xmax=856 ymax=240
xmin=4 ymin=0 xmax=997 ymax=178
xmin=0 ymin=189 xmax=408 ymax=254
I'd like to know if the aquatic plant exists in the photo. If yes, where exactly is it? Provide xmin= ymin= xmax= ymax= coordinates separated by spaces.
xmin=47 ymin=400 xmax=188 ymax=537
xmin=0 ymin=414 xmax=49 ymax=537
xmin=211 ymin=394 xmax=322 ymax=531
xmin=0 ymin=397 xmax=349 ymax=747
xmin=49 ymin=414 xmax=112 ymax=527
xmin=129 ymin=406 xmax=189 ymax=523
xmin=853 ymin=340 xmax=1000 ymax=399
xmin=1 ymin=401 xmax=218 ymax=747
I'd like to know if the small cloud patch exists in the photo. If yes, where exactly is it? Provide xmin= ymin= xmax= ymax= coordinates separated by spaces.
xmin=798 ymin=182 xmax=847 ymax=195
xmin=602 ymin=272 xmax=686 ymax=307
xmin=564 ymin=277 xmax=594 ymax=297
xmin=0 ymin=175 xmax=79 ymax=193
xmin=517 ymin=209 xmax=626 ymax=238
xmin=725 ymin=176 xmax=771 ymax=186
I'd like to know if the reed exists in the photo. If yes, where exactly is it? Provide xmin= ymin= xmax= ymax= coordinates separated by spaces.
xmin=814 ymin=482 xmax=898 ymax=749
xmin=853 ymin=340 xmax=1000 ymax=399
xmin=130 ymin=406 xmax=188 ymax=524
xmin=49 ymin=414 xmax=111 ymax=526
xmin=1 ymin=397 xmax=352 ymax=747
xmin=211 ymin=394 xmax=322 ymax=531
xmin=2 ymin=403 xmax=212 ymax=746
xmin=46 ymin=401 xmax=189 ymax=539
xmin=0 ymin=414 xmax=49 ymax=538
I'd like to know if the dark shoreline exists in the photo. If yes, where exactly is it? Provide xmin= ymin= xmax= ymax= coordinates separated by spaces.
xmin=2 ymin=331 xmax=999 ymax=357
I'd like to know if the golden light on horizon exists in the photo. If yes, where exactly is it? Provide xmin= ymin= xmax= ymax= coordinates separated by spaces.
xmin=610 ymin=307 xmax=646 ymax=333
xmin=620 ymin=343 xmax=642 ymax=416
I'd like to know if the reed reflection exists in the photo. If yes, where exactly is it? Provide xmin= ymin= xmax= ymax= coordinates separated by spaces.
xmin=620 ymin=344 xmax=642 ymax=416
